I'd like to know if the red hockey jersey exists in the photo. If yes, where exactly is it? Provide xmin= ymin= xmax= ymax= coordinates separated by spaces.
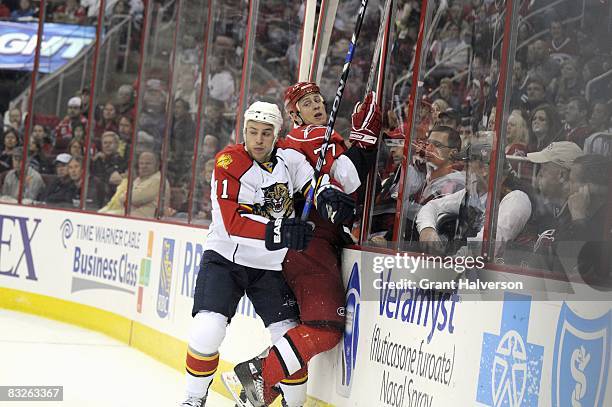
xmin=280 ymin=125 xmax=362 ymax=194
xmin=204 ymin=144 xmax=315 ymax=270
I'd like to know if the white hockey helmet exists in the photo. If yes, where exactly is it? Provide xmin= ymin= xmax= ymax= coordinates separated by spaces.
xmin=243 ymin=101 xmax=283 ymax=141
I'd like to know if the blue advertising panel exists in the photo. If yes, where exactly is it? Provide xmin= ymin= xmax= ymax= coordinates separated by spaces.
xmin=0 ymin=22 xmax=96 ymax=73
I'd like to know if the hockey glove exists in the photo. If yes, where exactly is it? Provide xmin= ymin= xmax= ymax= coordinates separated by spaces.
xmin=315 ymin=184 xmax=356 ymax=225
xmin=349 ymin=91 xmax=382 ymax=149
xmin=265 ymin=217 xmax=314 ymax=251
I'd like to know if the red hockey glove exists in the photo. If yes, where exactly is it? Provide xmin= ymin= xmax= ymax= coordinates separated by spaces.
xmin=265 ymin=218 xmax=314 ymax=251
xmin=349 ymin=91 xmax=382 ymax=149
xmin=315 ymin=184 xmax=356 ymax=225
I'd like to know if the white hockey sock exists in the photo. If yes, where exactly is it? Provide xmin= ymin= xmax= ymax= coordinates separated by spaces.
xmin=184 ymin=311 xmax=228 ymax=398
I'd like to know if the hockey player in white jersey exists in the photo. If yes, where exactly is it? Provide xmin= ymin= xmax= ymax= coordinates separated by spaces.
xmin=180 ymin=101 xmax=356 ymax=407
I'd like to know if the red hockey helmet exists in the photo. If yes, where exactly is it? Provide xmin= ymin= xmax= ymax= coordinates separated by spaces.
xmin=283 ymin=82 xmax=321 ymax=113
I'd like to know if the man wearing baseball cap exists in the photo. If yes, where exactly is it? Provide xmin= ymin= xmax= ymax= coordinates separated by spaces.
xmin=526 ymin=141 xmax=586 ymax=272
xmin=53 ymin=96 xmax=87 ymax=154
xmin=527 ymin=141 xmax=584 ymax=222
xmin=0 ymin=147 xmax=45 ymax=202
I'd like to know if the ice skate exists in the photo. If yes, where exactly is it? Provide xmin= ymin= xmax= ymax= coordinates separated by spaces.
xmin=179 ymin=394 xmax=206 ymax=407
xmin=231 ymin=357 xmax=271 ymax=407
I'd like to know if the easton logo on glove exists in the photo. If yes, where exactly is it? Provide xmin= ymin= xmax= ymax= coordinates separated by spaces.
xmin=349 ymin=91 xmax=382 ymax=149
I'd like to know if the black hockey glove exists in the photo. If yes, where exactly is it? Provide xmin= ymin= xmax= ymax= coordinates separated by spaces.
xmin=265 ymin=218 xmax=314 ymax=251
xmin=315 ymin=184 xmax=356 ymax=225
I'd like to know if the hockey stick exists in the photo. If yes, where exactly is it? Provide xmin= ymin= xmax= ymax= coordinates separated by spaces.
xmin=301 ymin=0 xmax=370 ymax=221
xmin=365 ymin=0 xmax=393 ymax=94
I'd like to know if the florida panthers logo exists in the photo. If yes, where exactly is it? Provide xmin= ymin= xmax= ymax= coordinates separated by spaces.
xmin=253 ymin=183 xmax=293 ymax=219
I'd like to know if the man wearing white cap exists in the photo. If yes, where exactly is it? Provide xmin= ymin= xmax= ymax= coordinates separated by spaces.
xmin=526 ymin=141 xmax=585 ymax=271
xmin=53 ymin=96 xmax=87 ymax=154
xmin=527 ymin=141 xmax=584 ymax=223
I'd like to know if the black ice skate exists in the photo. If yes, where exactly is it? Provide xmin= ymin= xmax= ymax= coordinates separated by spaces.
xmin=232 ymin=358 xmax=267 ymax=407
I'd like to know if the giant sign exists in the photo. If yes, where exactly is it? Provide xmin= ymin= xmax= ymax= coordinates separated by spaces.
xmin=0 ymin=22 xmax=96 ymax=73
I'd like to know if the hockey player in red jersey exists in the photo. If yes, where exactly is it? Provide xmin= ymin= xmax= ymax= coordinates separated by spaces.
xmin=232 ymin=82 xmax=381 ymax=407
xmin=179 ymin=101 xmax=356 ymax=407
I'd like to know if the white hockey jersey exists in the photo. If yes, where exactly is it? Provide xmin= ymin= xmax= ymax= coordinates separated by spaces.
xmin=204 ymin=144 xmax=314 ymax=270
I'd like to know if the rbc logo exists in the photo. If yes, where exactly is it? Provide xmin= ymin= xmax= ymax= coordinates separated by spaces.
xmin=476 ymin=292 xmax=544 ymax=406
xmin=337 ymin=262 xmax=360 ymax=397
xmin=156 ymin=238 xmax=175 ymax=318
xmin=552 ymin=303 xmax=611 ymax=407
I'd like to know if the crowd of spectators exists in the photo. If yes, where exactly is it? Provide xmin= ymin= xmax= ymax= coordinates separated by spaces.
xmin=366 ymin=0 xmax=612 ymax=284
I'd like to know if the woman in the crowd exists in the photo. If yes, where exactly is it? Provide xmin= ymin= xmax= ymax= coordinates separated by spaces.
xmin=528 ymin=104 xmax=562 ymax=151
xmin=68 ymin=138 xmax=85 ymax=158
xmin=0 ymin=128 xmax=20 ymax=173
xmin=28 ymin=137 xmax=52 ymax=174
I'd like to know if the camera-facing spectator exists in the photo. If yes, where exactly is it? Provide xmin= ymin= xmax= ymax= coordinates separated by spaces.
xmin=589 ymin=101 xmax=611 ymax=133
xmin=41 ymin=156 xmax=82 ymax=207
xmin=562 ymin=96 xmax=591 ymax=148
xmin=4 ymin=107 xmax=24 ymax=135
xmin=53 ymin=96 xmax=87 ymax=154
xmin=10 ymin=0 xmax=36 ymax=20
xmin=30 ymin=124 xmax=53 ymax=154
xmin=0 ymin=147 xmax=44 ymax=203
xmin=547 ymin=19 xmax=577 ymax=57
xmin=116 ymin=115 xmax=133 ymax=159
xmin=523 ymin=76 xmax=549 ymax=115
xmin=99 ymin=151 xmax=169 ymax=218
xmin=528 ymin=104 xmax=562 ymax=151
xmin=91 ymin=131 xmax=127 ymax=207
xmin=1 ymin=128 xmax=20 ymax=173
xmin=53 ymin=0 xmax=86 ymax=24
xmin=28 ymin=137 xmax=52 ymax=174
xmin=94 ymin=102 xmax=119 ymax=145
xmin=0 ymin=0 xmax=10 ymax=19
xmin=68 ymin=137 xmax=84 ymax=158
xmin=527 ymin=141 xmax=584 ymax=233
xmin=548 ymin=58 xmax=583 ymax=104
xmin=53 ymin=153 xmax=72 ymax=178
xmin=116 ymin=84 xmax=136 ymax=119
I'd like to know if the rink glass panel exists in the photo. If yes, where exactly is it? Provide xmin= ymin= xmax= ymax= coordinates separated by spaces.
xmin=81 ymin=1 xmax=150 ymax=213
xmin=487 ymin=0 xmax=612 ymax=287
xmin=188 ymin=0 xmax=250 ymax=225
xmin=156 ymin=0 xmax=212 ymax=223
xmin=124 ymin=0 xmax=177 ymax=219
xmin=18 ymin=1 xmax=99 ymax=209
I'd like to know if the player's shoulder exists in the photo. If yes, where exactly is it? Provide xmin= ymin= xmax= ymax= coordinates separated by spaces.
xmin=286 ymin=125 xmax=327 ymax=142
xmin=285 ymin=125 xmax=345 ymax=146
xmin=214 ymin=144 xmax=252 ymax=176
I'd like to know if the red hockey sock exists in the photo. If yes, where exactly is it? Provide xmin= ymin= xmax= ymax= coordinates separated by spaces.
xmin=262 ymin=324 xmax=342 ymax=386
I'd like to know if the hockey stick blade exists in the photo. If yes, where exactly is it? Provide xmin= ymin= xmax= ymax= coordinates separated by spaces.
xmin=221 ymin=371 xmax=253 ymax=407
xmin=301 ymin=0 xmax=370 ymax=221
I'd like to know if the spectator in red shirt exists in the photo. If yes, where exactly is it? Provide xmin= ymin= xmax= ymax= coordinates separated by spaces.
xmin=93 ymin=102 xmax=119 ymax=149
xmin=53 ymin=97 xmax=87 ymax=154
xmin=53 ymin=0 xmax=86 ymax=24
xmin=0 ymin=0 xmax=10 ymax=19
xmin=563 ymin=97 xmax=592 ymax=148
